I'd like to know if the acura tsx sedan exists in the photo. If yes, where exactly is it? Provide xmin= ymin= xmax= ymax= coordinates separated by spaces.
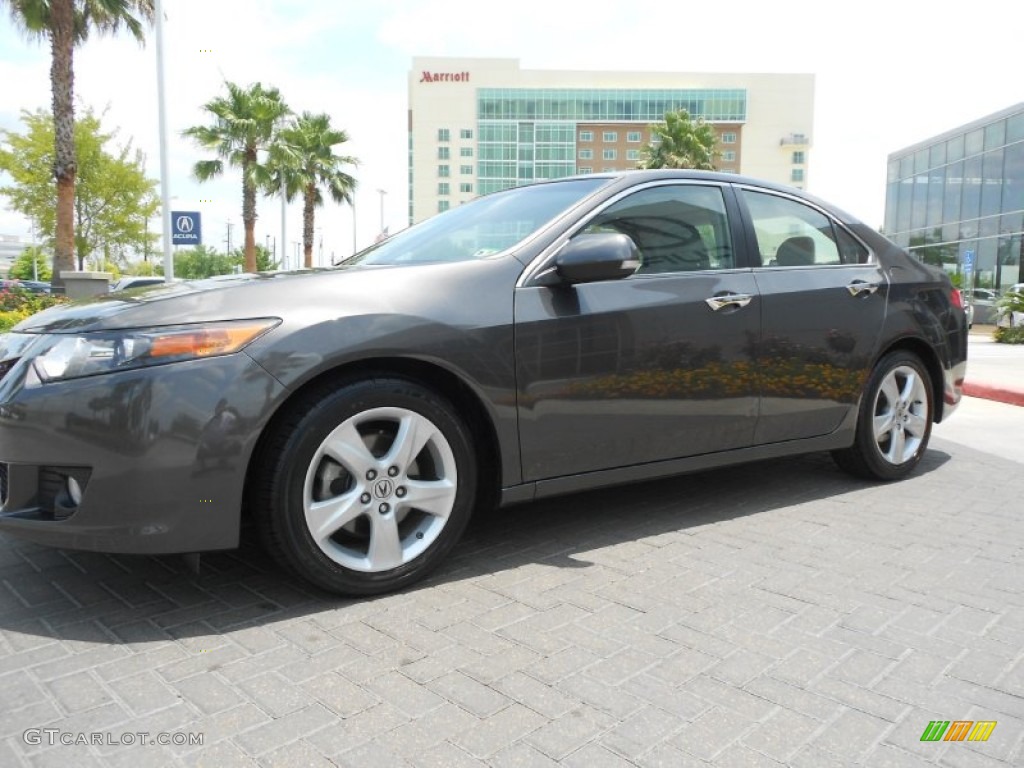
xmin=0 ymin=171 xmax=968 ymax=594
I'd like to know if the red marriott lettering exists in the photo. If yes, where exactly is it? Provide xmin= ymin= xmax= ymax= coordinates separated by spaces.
xmin=420 ymin=71 xmax=470 ymax=83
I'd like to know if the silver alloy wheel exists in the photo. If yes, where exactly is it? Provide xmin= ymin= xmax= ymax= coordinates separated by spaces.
xmin=302 ymin=406 xmax=458 ymax=572
xmin=872 ymin=365 xmax=929 ymax=465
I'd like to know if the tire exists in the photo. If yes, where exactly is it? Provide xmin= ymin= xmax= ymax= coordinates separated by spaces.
xmin=253 ymin=377 xmax=477 ymax=595
xmin=831 ymin=350 xmax=933 ymax=481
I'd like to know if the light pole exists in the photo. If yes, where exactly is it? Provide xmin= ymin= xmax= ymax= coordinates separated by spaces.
xmin=377 ymin=189 xmax=387 ymax=236
xmin=154 ymin=0 xmax=174 ymax=280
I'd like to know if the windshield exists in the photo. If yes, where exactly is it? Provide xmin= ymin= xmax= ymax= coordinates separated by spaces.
xmin=345 ymin=178 xmax=607 ymax=266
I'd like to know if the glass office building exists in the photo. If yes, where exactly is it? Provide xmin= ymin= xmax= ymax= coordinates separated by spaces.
xmin=884 ymin=103 xmax=1024 ymax=291
xmin=409 ymin=58 xmax=815 ymax=224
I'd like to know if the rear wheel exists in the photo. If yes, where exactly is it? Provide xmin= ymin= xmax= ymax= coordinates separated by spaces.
xmin=253 ymin=378 xmax=477 ymax=595
xmin=832 ymin=350 xmax=933 ymax=481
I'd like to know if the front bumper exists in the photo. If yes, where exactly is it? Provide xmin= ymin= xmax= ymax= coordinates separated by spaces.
xmin=0 ymin=346 xmax=286 ymax=554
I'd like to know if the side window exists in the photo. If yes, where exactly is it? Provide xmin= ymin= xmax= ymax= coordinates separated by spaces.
xmin=742 ymin=190 xmax=841 ymax=266
xmin=835 ymin=226 xmax=870 ymax=264
xmin=580 ymin=185 xmax=733 ymax=274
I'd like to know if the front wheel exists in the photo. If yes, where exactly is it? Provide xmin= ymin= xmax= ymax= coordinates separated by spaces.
xmin=253 ymin=378 xmax=477 ymax=595
xmin=832 ymin=351 xmax=933 ymax=481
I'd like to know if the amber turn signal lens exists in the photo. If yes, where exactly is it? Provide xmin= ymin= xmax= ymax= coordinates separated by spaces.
xmin=148 ymin=320 xmax=278 ymax=359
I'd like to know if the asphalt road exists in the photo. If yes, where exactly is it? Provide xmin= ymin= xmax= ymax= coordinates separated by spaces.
xmin=0 ymin=398 xmax=1021 ymax=767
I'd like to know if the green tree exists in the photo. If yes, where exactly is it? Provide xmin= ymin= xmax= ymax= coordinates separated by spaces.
xmin=1 ymin=0 xmax=154 ymax=292
xmin=183 ymin=81 xmax=290 ymax=274
xmin=639 ymin=109 xmax=719 ymax=170
xmin=236 ymin=243 xmax=278 ymax=272
xmin=173 ymin=244 xmax=236 ymax=279
xmin=8 ymin=245 xmax=51 ymax=280
xmin=0 ymin=108 xmax=159 ymax=269
xmin=267 ymin=112 xmax=357 ymax=268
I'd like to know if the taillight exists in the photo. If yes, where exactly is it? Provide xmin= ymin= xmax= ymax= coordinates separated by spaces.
xmin=950 ymin=289 xmax=964 ymax=310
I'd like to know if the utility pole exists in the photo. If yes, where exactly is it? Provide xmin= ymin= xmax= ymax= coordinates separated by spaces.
xmin=226 ymin=222 xmax=233 ymax=254
xmin=377 ymin=189 xmax=387 ymax=235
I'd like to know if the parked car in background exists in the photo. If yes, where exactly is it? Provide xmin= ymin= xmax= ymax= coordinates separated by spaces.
xmin=968 ymin=288 xmax=1000 ymax=325
xmin=961 ymin=291 xmax=974 ymax=328
xmin=1 ymin=279 xmax=50 ymax=294
xmin=0 ymin=170 xmax=968 ymax=595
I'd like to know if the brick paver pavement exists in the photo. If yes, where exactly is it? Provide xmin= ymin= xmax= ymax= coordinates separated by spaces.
xmin=0 ymin=439 xmax=1021 ymax=766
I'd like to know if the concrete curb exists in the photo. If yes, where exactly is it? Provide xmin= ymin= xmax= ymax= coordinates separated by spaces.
xmin=963 ymin=382 xmax=1024 ymax=407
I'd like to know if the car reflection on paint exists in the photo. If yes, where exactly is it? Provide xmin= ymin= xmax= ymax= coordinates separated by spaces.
xmin=0 ymin=170 xmax=968 ymax=595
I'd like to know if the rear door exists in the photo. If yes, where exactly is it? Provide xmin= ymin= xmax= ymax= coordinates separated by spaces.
xmin=737 ymin=187 xmax=888 ymax=444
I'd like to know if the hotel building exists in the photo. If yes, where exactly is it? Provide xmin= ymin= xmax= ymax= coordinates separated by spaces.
xmin=407 ymin=57 xmax=815 ymax=223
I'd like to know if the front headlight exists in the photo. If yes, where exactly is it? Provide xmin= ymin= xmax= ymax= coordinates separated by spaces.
xmin=31 ymin=318 xmax=280 ymax=383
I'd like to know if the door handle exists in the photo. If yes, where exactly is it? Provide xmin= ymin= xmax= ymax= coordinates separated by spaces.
xmin=847 ymin=280 xmax=880 ymax=297
xmin=705 ymin=293 xmax=753 ymax=311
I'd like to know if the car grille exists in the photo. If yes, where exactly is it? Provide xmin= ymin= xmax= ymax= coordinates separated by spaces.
xmin=0 ymin=463 xmax=8 ymax=507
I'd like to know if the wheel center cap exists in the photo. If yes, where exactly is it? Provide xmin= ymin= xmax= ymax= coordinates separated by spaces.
xmin=373 ymin=478 xmax=394 ymax=499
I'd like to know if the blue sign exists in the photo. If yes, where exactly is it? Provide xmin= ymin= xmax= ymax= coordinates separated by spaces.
xmin=171 ymin=211 xmax=201 ymax=245
xmin=963 ymin=250 xmax=974 ymax=272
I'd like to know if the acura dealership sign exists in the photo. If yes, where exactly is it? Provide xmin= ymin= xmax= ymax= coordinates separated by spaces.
xmin=171 ymin=211 xmax=201 ymax=245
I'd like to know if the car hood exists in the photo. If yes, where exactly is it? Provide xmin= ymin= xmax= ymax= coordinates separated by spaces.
xmin=12 ymin=262 xmax=512 ymax=334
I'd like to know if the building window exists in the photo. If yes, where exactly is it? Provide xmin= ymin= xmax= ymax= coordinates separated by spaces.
xmin=792 ymin=151 xmax=805 ymax=164
xmin=438 ymin=165 xmax=450 ymax=177
xmin=438 ymin=182 xmax=449 ymax=195
xmin=722 ymin=150 xmax=736 ymax=162
xmin=603 ymin=131 xmax=618 ymax=142
xmin=438 ymin=146 xmax=450 ymax=160
xmin=460 ymin=164 xmax=473 ymax=175
xmin=603 ymin=149 xmax=617 ymax=160
xmin=722 ymin=132 xmax=737 ymax=144
xmin=791 ymin=169 xmax=805 ymax=182
xmin=460 ymin=182 xmax=473 ymax=193
xmin=578 ymin=149 xmax=593 ymax=160
xmin=627 ymin=131 xmax=642 ymax=143
xmin=626 ymin=149 xmax=640 ymax=161
xmin=579 ymin=130 xmax=593 ymax=142
xmin=460 ymin=147 xmax=473 ymax=157
xmin=438 ymin=200 xmax=450 ymax=212
xmin=460 ymin=128 xmax=473 ymax=139
xmin=578 ymin=167 xmax=592 ymax=174
xmin=437 ymin=128 xmax=450 ymax=142
xmin=602 ymin=167 xmax=615 ymax=173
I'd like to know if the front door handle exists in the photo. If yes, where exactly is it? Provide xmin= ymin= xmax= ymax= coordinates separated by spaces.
xmin=705 ymin=293 xmax=753 ymax=311
xmin=847 ymin=280 xmax=880 ymax=297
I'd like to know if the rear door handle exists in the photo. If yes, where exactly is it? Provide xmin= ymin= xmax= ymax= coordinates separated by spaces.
xmin=705 ymin=293 xmax=753 ymax=311
xmin=847 ymin=280 xmax=880 ymax=297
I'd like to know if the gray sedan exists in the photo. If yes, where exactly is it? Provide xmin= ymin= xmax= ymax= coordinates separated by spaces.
xmin=0 ymin=171 xmax=968 ymax=594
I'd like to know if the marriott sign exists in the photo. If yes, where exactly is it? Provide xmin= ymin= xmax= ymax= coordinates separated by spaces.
xmin=420 ymin=71 xmax=470 ymax=83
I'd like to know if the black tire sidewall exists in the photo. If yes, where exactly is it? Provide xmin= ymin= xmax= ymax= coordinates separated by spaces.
xmin=857 ymin=351 xmax=933 ymax=480
xmin=269 ymin=378 xmax=477 ymax=594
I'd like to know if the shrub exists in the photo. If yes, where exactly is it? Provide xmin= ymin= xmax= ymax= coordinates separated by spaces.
xmin=0 ymin=287 xmax=70 ymax=331
xmin=993 ymin=326 xmax=1024 ymax=344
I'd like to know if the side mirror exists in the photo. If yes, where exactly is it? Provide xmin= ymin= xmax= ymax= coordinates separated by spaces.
xmin=554 ymin=232 xmax=641 ymax=285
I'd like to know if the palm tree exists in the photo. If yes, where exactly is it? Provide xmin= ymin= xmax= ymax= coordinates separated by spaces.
xmin=639 ymin=109 xmax=719 ymax=171
xmin=267 ymin=112 xmax=357 ymax=269
xmin=183 ymin=81 xmax=290 ymax=273
xmin=3 ymin=0 xmax=154 ymax=293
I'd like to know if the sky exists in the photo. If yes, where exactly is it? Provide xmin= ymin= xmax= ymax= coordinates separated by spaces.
xmin=0 ymin=0 xmax=1019 ymax=268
